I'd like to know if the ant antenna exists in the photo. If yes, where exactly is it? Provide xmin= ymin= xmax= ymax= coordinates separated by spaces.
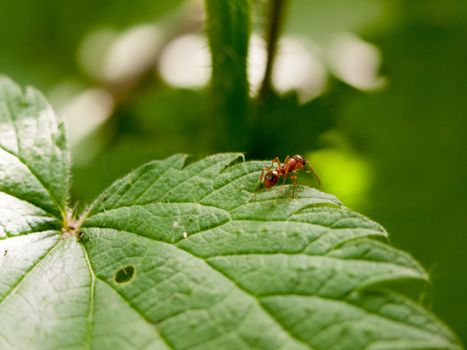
xmin=305 ymin=160 xmax=321 ymax=186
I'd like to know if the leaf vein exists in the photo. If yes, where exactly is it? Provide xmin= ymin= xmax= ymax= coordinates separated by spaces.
xmin=88 ymin=227 xmax=314 ymax=349
xmin=0 ymin=144 xmax=62 ymax=218
xmin=82 ymin=244 xmax=174 ymax=350
xmin=80 ymin=244 xmax=96 ymax=350
xmin=0 ymin=238 xmax=61 ymax=306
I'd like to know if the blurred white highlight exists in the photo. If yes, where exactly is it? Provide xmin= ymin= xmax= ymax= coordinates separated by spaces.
xmin=247 ymin=35 xmax=267 ymax=96
xmin=59 ymin=89 xmax=114 ymax=145
xmin=78 ymin=29 xmax=116 ymax=81
xmin=248 ymin=35 xmax=327 ymax=102
xmin=159 ymin=34 xmax=211 ymax=88
xmin=273 ymin=37 xmax=327 ymax=102
xmin=104 ymin=25 xmax=162 ymax=83
xmin=158 ymin=33 xmax=327 ymax=102
xmin=328 ymin=33 xmax=386 ymax=90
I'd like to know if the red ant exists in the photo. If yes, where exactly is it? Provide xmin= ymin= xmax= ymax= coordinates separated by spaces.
xmin=259 ymin=155 xmax=321 ymax=194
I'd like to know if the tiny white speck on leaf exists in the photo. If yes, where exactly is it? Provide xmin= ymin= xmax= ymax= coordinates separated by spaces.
xmin=183 ymin=232 xmax=188 ymax=239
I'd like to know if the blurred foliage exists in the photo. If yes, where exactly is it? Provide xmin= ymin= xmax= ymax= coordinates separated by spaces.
xmin=285 ymin=0 xmax=395 ymax=42
xmin=0 ymin=0 xmax=466 ymax=343
xmin=338 ymin=1 xmax=467 ymax=339
xmin=249 ymin=90 xmax=335 ymax=157
xmin=0 ymin=0 xmax=184 ymax=86
xmin=307 ymin=131 xmax=373 ymax=210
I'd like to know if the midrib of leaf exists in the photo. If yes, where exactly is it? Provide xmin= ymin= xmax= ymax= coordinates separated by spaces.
xmin=87 ymin=203 xmax=382 ymax=249
xmin=83 ymin=219 xmax=414 ymax=291
xmin=81 ymin=244 xmax=176 ymax=350
xmin=81 ymin=244 xmax=96 ymax=350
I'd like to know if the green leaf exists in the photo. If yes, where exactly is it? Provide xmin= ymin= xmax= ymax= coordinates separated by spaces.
xmin=0 ymin=77 xmax=463 ymax=349
xmin=0 ymin=76 xmax=75 ymax=348
xmin=82 ymin=154 xmax=461 ymax=350
xmin=0 ymin=76 xmax=69 ymax=229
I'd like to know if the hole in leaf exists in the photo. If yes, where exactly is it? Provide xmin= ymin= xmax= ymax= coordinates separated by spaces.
xmin=114 ymin=265 xmax=135 ymax=284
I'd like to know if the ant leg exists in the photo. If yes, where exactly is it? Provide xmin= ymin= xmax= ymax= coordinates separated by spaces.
xmin=282 ymin=155 xmax=291 ymax=175
xmin=283 ymin=155 xmax=291 ymax=172
xmin=290 ymin=175 xmax=298 ymax=197
xmin=278 ymin=175 xmax=286 ymax=195
xmin=282 ymin=172 xmax=288 ymax=186
xmin=271 ymin=157 xmax=282 ymax=169
xmin=305 ymin=160 xmax=321 ymax=185
xmin=259 ymin=168 xmax=267 ymax=182
xmin=278 ymin=173 xmax=289 ymax=196
xmin=265 ymin=157 xmax=280 ymax=169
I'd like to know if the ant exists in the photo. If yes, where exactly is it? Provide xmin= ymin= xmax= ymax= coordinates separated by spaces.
xmin=259 ymin=155 xmax=321 ymax=195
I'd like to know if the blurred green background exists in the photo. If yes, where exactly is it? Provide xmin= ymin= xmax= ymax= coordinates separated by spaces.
xmin=1 ymin=0 xmax=466 ymax=343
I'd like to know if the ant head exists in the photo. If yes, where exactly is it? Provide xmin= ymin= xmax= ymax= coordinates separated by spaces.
xmin=264 ymin=170 xmax=279 ymax=188
xmin=293 ymin=154 xmax=306 ymax=166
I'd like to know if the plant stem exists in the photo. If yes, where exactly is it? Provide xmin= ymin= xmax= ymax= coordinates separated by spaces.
xmin=204 ymin=0 xmax=251 ymax=151
xmin=259 ymin=0 xmax=288 ymax=99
